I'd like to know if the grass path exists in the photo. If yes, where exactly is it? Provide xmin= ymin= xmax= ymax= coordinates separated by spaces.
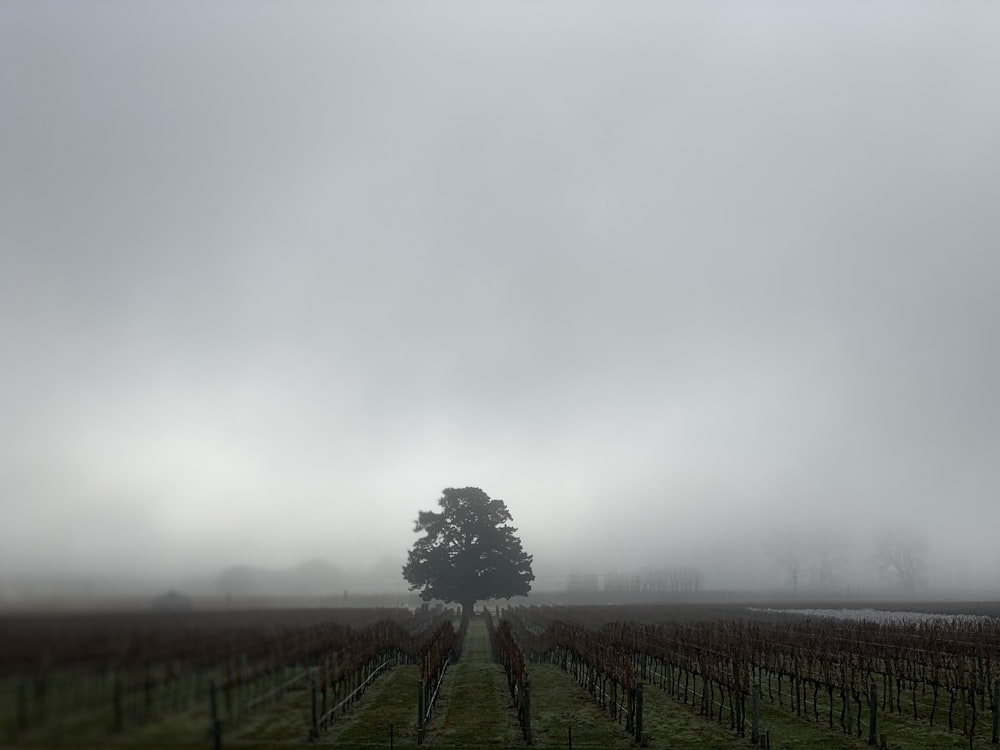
xmin=527 ymin=664 xmax=636 ymax=749
xmin=325 ymin=663 xmax=420 ymax=748
xmin=422 ymin=618 xmax=520 ymax=749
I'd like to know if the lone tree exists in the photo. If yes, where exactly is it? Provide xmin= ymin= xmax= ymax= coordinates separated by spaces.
xmin=402 ymin=487 xmax=534 ymax=620
xmin=873 ymin=524 xmax=930 ymax=591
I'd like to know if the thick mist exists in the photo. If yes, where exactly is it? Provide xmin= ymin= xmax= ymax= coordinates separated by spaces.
xmin=2 ymin=2 xmax=999 ymax=604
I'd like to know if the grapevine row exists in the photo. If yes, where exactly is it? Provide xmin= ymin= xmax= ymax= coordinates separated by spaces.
xmin=504 ymin=605 xmax=1000 ymax=746
xmin=2 ymin=607 xmax=450 ymax=743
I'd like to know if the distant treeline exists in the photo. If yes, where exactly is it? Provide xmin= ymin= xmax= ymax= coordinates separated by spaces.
xmin=567 ymin=567 xmax=704 ymax=593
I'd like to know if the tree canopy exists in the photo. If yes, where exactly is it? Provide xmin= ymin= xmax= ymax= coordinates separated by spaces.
xmin=402 ymin=487 xmax=534 ymax=617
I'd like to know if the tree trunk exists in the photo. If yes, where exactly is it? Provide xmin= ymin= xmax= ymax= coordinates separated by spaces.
xmin=461 ymin=600 xmax=475 ymax=625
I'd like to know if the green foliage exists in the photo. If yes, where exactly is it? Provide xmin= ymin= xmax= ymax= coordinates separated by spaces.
xmin=402 ymin=487 xmax=534 ymax=611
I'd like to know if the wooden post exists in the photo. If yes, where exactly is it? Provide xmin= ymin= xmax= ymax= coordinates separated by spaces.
xmin=523 ymin=679 xmax=532 ymax=744
xmin=739 ymin=687 xmax=746 ymax=737
xmin=16 ymin=679 xmax=28 ymax=734
xmin=992 ymin=678 xmax=999 ymax=744
xmin=35 ymin=670 xmax=47 ymax=725
xmin=793 ymin=653 xmax=800 ymax=715
xmin=844 ymin=666 xmax=853 ymax=734
xmin=417 ymin=679 xmax=426 ymax=744
xmin=320 ymin=681 xmax=327 ymax=729
xmin=868 ymin=682 xmax=878 ymax=746
xmin=568 ymin=724 xmax=572 ymax=750
xmin=885 ymin=663 xmax=892 ymax=714
xmin=752 ymin=682 xmax=761 ymax=745
xmin=962 ymin=665 xmax=968 ymax=736
xmin=958 ymin=657 xmax=969 ymax=735
xmin=626 ymin=686 xmax=635 ymax=733
xmin=210 ymin=679 xmax=222 ymax=750
xmin=310 ymin=677 xmax=318 ymax=740
xmin=113 ymin=671 xmax=123 ymax=733
xmin=239 ymin=654 xmax=247 ymax=720
xmin=635 ymin=682 xmax=644 ymax=742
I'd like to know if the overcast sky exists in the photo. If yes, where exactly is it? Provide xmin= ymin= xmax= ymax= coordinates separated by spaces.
xmin=2 ymin=1 xmax=999 ymax=593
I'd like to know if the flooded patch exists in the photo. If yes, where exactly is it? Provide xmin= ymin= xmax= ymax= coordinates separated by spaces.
xmin=748 ymin=607 xmax=993 ymax=625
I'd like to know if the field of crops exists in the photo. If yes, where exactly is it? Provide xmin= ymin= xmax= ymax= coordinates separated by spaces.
xmin=3 ymin=601 xmax=1000 ymax=749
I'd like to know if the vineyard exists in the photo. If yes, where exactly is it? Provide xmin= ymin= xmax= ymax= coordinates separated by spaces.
xmin=2 ymin=602 xmax=1000 ymax=748
xmin=502 ymin=603 xmax=1000 ymax=749
xmin=0 ymin=607 xmax=458 ymax=748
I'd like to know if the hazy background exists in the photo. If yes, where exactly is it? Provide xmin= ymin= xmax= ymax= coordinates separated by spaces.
xmin=3 ymin=1 xmax=998 ymax=603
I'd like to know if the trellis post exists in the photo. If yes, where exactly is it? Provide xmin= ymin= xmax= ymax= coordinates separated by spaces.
xmin=752 ymin=682 xmax=761 ymax=744
xmin=991 ymin=678 xmax=999 ymax=744
xmin=417 ymin=679 xmax=426 ymax=744
xmin=868 ymin=682 xmax=878 ymax=745
xmin=635 ymin=682 xmax=644 ymax=742
xmin=523 ymin=679 xmax=532 ymax=744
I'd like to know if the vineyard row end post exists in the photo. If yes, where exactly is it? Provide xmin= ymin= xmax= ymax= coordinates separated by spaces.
xmin=210 ymin=679 xmax=222 ymax=750
xmin=635 ymin=682 xmax=644 ymax=744
xmin=417 ymin=679 xmax=426 ymax=745
xmin=868 ymin=682 xmax=878 ymax=746
xmin=309 ymin=677 xmax=318 ymax=740
xmin=751 ymin=682 xmax=760 ymax=745
xmin=16 ymin=679 xmax=27 ymax=734
xmin=844 ymin=665 xmax=852 ymax=735
xmin=113 ymin=671 xmax=123 ymax=734
xmin=523 ymin=679 xmax=532 ymax=745
xmin=992 ymin=678 xmax=999 ymax=744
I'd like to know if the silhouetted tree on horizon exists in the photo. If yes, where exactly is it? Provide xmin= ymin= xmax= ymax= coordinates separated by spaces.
xmin=402 ymin=487 xmax=534 ymax=621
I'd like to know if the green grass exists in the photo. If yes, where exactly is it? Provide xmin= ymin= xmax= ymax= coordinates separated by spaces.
xmin=629 ymin=670 xmax=993 ymax=750
xmin=326 ymin=664 xmax=420 ymax=749
xmin=638 ymin=681 xmax=748 ymax=750
xmin=748 ymin=684 xmax=985 ymax=750
xmin=528 ymin=664 xmax=636 ymax=749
